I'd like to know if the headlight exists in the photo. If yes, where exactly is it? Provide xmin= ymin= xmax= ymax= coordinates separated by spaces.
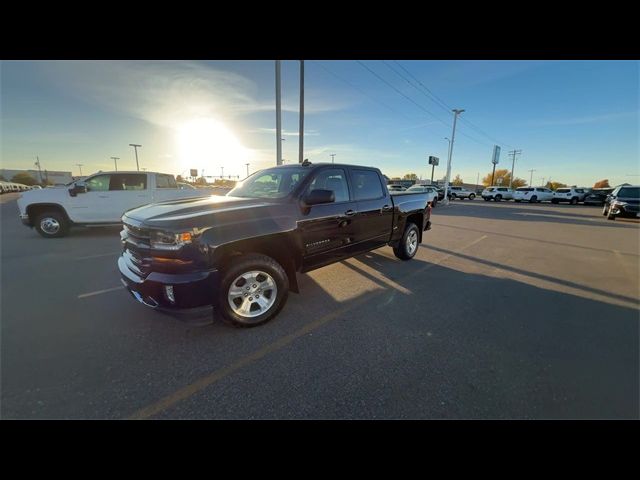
xmin=613 ymin=201 xmax=628 ymax=207
xmin=150 ymin=229 xmax=195 ymax=250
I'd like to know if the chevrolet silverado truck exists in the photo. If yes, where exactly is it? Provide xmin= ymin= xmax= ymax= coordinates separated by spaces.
xmin=118 ymin=162 xmax=433 ymax=328
xmin=17 ymin=171 xmax=207 ymax=238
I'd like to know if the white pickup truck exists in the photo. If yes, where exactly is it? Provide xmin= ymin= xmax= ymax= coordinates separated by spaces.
xmin=17 ymin=171 xmax=207 ymax=238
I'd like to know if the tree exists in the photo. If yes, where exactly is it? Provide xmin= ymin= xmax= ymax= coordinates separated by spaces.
xmin=593 ymin=179 xmax=610 ymax=188
xmin=0 ymin=174 xmax=6 ymax=181
xmin=481 ymin=168 xmax=526 ymax=188
xmin=546 ymin=181 xmax=567 ymax=190
xmin=176 ymin=175 xmax=184 ymax=183
xmin=452 ymin=174 xmax=464 ymax=186
xmin=195 ymin=177 xmax=208 ymax=185
xmin=403 ymin=173 xmax=418 ymax=180
xmin=11 ymin=172 xmax=37 ymax=186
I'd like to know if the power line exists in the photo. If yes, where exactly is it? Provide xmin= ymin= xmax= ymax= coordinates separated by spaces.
xmin=392 ymin=60 xmax=514 ymax=149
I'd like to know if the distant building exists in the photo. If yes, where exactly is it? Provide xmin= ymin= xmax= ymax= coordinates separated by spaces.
xmin=0 ymin=169 xmax=73 ymax=185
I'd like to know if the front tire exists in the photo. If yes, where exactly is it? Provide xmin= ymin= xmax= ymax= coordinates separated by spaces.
xmin=529 ymin=195 xmax=538 ymax=203
xmin=393 ymin=222 xmax=420 ymax=261
xmin=494 ymin=194 xmax=502 ymax=202
xmin=468 ymin=193 xmax=475 ymax=200
xmin=218 ymin=253 xmax=289 ymax=328
xmin=34 ymin=210 xmax=69 ymax=238
xmin=484 ymin=197 xmax=490 ymax=202
xmin=570 ymin=197 xmax=578 ymax=205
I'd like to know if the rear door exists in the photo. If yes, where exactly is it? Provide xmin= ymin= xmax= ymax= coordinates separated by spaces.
xmin=348 ymin=168 xmax=393 ymax=254
xmin=107 ymin=173 xmax=151 ymax=221
xmin=299 ymin=167 xmax=357 ymax=272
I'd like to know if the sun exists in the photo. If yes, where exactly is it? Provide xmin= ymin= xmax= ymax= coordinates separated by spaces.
xmin=176 ymin=118 xmax=249 ymax=178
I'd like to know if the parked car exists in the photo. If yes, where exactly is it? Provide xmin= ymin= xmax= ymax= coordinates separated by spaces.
xmin=388 ymin=184 xmax=407 ymax=192
xmin=118 ymin=162 xmax=433 ymax=327
xmin=551 ymin=187 xmax=588 ymax=204
xmin=482 ymin=186 xmax=514 ymax=201
xmin=405 ymin=184 xmax=439 ymax=206
xmin=17 ymin=171 xmax=208 ymax=238
xmin=448 ymin=186 xmax=476 ymax=200
xmin=513 ymin=187 xmax=554 ymax=203
xmin=584 ymin=188 xmax=614 ymax=206
xmin=602 ymin=185 xmax=640 ymax=220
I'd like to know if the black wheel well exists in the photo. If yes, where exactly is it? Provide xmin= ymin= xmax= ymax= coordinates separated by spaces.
xmin=26 ymin=204 xmax=71 ymax=225
xmin=213 ymin=235 xmax=301 ymax=293
xmin=405 ymin=212 xmax=424 ymax=243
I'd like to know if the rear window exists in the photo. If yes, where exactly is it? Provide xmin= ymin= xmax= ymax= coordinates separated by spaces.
xmin=352 ymin=170 xmax=384 ymax=201
xmin=110 ymin=174 xmax=147 ymax=191
xmin=618 ymin=187 xmax=640 ymax=198
xmin=156 ymin=174 xmax=177 ymax=189
xmin=485 ymin=187 xmax=495 ymax=191
xmin=556 ymin=188 xmax=570 ymax=193
xmin=517 ymin=188 xmax=533 ymax=192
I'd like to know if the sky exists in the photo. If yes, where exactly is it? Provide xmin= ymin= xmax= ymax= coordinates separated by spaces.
xmin=1 ymin=60 xmax=638 ymax=186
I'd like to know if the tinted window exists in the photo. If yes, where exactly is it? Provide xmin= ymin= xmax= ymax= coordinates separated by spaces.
xmin=228 ymin=167 xmax=309 ymax=199
xmin=498 ymin=188 xmax=507 ymax=191
xmin=109 ymin=174 xmax=147 ymax=191
xmin=556 ymin=189 xmax=570 ymax=193
xmin=618 ymin=187 xmax=640 ymax=198
xmin=156 ymin=174 xmax=177 ymax=189
xmin=85 ymin=174 xmax=111 ymax=192
xmin=517 ymin=188 xmax=533 ymax=192
xmin=306 ymin=168 xmax=349 ymax=203
xmin=352 ymin=170 xmax=384 ymax=201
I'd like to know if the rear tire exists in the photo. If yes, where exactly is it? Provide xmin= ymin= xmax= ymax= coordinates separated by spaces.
xmin=218 ymin=253 xmax=289 ymax=328
xmin=34 ymin=210 xmax=69 ymax=238
xmin=494 ymin=195 xmax=502 ymax=202
xmin=484 ymin=197 xmax=490 ymax=202
xmin=551 ymin=199 xmax=559 ymax=204
xmin=393 ymin=222 xmax=420 ymax=261
xmin=469 ymin=193 xmax=475 ymax=200
xmin=570 ymin=197 xmax=578 ymax=205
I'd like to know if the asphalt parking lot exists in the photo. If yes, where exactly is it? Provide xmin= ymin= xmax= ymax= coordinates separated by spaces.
xmin=1 ymin=192 xmax=638 ymax=419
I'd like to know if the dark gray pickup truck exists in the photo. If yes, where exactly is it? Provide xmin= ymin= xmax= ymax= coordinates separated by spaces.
xmin=118 ymin=162 xmax=433 ymax=327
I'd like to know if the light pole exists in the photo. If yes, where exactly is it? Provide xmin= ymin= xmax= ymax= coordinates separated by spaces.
xmin=245 ymin=163 xmax=250 ymax=177
xmin=111 ymin=157 xmax=119 ymax=171
xmin=330 ymin=153 xmax=336 ymax=164
xmin=528 ymin=169 xmax=536 ymax=186
xmin=508 ymin=149 xmax=522 ymax=188
xmin=221 ymin=166 xmax=224 ymax=179
xmin=129 ymin=144 xmax=141 ymax=171
xmin=443 ymin=109 xmax=464 ymax=205
xmin=34 ymin=156 xmax=43 ymax=184
xmin=299 ymin=60 xmax=304 ymax=164
xmin=76 ymin=164 xmax=84 ymax=176
xmin=275 ymin=60 xmax=283 ymax=166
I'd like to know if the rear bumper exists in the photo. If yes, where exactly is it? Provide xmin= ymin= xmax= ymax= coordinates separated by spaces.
xmin=118 ymin=255 xmax=219 ymax=315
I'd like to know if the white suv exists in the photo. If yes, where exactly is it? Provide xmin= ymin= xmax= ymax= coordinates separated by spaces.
xmin=551 ymin=188 xmax=588 ymax=205
xmin=482 ymin=186 xmax=514 ymax=201
xmin=514 ymin=187 xmax=554 ymax=203
xmin=448 ymin=186 xmax=476 ymax=200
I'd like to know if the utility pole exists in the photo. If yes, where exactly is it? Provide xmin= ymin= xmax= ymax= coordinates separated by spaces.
xmin=76 ymin=164 xmax=84 ymax=176
xmin=221 ymin=166 xmax=224 ymax=178
xmin=443 ymin=109 xmax=464 ymax=205
xmin=508 ymin=149 xmax=522 ymax=188
xmin=111 ymin=157 xmax=120 ymax=171
xmin=34 ymin=156 xmax=43 ymax=183
xmin=476 ymin=172 xmax=480 ymax=192
xmin=330 ymin=153 xmax=336 ymax=164
xmin=275 ymin=60 xmax=283 ymax=166
xmin=299 ymin=60 xmax=304 ymax=164
xmin=245 ymin=163 xmax=250 ymax=177
xmin=528 ymin=168 xmax=536 ymax=186
xmin=129 ymin=144 xmax=141 ymax=171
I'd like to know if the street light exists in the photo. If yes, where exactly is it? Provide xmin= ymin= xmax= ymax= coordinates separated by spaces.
xmin=75 ymin=164 xmax=84 ymax=176
xmin=330 ymin=153 xmax=336 ymax=164
xmin=442 ymin=109 xmax=465 ymax=205
xmin=111 ymin=157 xmax=120 ymax=171
xmin=129 ymin=144 xmax=141 ymax=171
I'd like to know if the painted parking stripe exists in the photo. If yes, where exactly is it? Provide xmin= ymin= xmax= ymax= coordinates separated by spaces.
xmin=77 ymin=286 xmax=123 ymax=299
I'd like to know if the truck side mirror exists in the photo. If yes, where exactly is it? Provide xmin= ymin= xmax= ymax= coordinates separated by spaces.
xmin=69 ymin=181 xmax=87 ymax=197
xmin=304 ymin=189 xmax=335 ymax=206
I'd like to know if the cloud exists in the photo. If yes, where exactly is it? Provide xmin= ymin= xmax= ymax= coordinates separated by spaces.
xmin=36 ymin=61 xmax=348 ymax=131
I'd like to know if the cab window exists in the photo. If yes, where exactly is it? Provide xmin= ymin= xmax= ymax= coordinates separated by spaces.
xmin=306 ymin=169 xmax=350 ymax=203
xmin=156 ymin=174 xmax=177 ymax=189
xmin=85 ymin=174 xmax=111 ymax=192
xmin=352 ymin=170 xmax=384 ymax=201
xmin=109 ymin=174 xmax=147 ymax=191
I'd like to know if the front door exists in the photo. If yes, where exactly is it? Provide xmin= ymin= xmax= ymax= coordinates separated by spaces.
xmin=68 ymin=174 xmax=113 ymax=223
xmin=299 ymin=168 xmax=356 ymax=272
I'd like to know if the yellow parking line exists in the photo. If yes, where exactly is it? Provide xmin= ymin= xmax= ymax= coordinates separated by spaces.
xmin=127 ymin=235 xmax=487 ymax=420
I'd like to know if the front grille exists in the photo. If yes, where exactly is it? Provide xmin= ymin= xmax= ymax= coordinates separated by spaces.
xmin=122 ymin=221 xmax=152 ymax=277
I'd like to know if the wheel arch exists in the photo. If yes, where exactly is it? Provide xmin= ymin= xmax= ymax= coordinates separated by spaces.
xmin=25 ymin=203 xmax=71 ymax=226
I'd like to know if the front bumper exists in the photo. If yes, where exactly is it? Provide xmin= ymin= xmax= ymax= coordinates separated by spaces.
xmin=118 ymin=254 xmax=219 ymax=315
xmin=19 ymin=214 xmax=31 ymax=227
xmin=610 ymin=204 xmax=640 ymax=217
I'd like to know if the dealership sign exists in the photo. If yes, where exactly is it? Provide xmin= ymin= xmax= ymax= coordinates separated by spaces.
xmin=492 ymin=145 xmax=501 ymax=164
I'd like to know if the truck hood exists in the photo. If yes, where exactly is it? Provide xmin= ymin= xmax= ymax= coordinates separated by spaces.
xmin=123 ymin=195 xmax=276 ymax=227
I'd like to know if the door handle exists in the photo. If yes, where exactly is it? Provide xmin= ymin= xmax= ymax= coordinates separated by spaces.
xmin=344 ymin=209 xmax=356 ymax=217
xmin=381 ymin=204 xmax=392 ymax=211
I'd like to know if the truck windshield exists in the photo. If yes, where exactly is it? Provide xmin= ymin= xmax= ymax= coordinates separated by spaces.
xmin=228 ymin=167 xmax=310 ymax=199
